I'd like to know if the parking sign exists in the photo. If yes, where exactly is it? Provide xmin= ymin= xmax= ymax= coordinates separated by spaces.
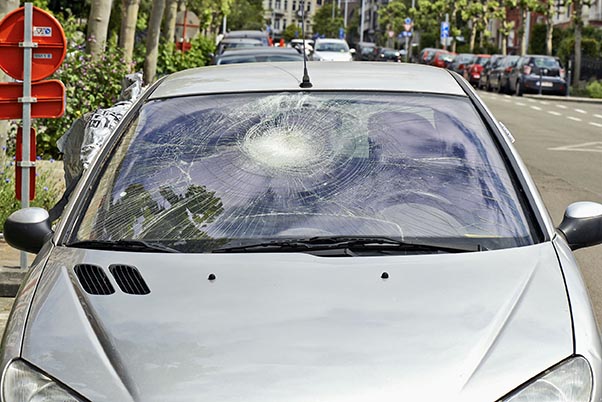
xmin=440 ymin=22 xmax=449 ymax=39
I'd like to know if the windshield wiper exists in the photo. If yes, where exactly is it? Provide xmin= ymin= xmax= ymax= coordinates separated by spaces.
xmin=67 ymin=239 xmax=180 ymax=253
xmin=212 ymin=236 xmax=482 ymax=254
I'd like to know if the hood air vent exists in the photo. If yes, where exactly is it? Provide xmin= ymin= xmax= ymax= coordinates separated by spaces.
xmin=109 ymin=264 xmax=150 ymax=295
xmin=74 ymin=264 xmax=115 ymax=295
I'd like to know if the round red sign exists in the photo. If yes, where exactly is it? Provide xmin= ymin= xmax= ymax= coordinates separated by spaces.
xmin=0 ymin=6 xmax=67 ymax=81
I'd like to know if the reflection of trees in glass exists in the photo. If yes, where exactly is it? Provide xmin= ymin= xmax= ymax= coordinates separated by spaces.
xmin=104 ymin=183 xmax=223 ymax=242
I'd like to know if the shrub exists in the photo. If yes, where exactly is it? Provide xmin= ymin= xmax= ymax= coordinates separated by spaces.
xmin=0 ymin=160 xmax=64 ymax=227
xmin=156 ymin=35 xmax=216 ymax=76
xmin=586 ymin=80 xmax=602 ymax=98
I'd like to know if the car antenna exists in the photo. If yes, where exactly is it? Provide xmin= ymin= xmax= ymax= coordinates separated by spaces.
xmin=299 ymin=0 xmax=312 ymax=88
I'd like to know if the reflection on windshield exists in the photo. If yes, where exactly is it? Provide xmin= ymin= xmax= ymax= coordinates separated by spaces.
xmin=315 ymin=43 xmax=349 ymax=52
xmin=75 ymin=92 xmax=535 ymax=251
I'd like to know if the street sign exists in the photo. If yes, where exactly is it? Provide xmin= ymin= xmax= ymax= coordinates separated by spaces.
xmin=404 ymin=23 xmax=412 ymax=32
xmin=0 ymin=6 xmax=66 ymax=81
xmin=0 ymin=80 xmax=65 ymax=119
xmin=404 ymin=17 xmax=412 ymax=25
xmin=175 ymin=9 xmax=200 ymax=43
xmin=15 ymin=127 xmax=36 ymax=201
xmin=401 ymin=31 xmax=412 ymax=37
xmin=440 ymin=21 xmax=450 ymax=39
xmin=339 ymin=27 xmax=345 ymax=39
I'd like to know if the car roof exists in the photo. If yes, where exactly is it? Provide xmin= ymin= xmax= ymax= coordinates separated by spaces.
xmin=219 ymin=38 xmax=263 ymax=44
xmin=149 ymin=62 xmax=466 ymax=99
xmin=315 ymin=38 xmax=347 ymax=43
xmin=224 ymin=30 xmax=268 ymax=38
xmin=219 ymin=48 xmax=302 ymax=57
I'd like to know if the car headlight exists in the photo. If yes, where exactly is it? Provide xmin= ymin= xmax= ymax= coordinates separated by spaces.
xmin=2 ymin=360 xmax=87 ymax=401
xmin=499 ymin=356 xmax=592 ymax=402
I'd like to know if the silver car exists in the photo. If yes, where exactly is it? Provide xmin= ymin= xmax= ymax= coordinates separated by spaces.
xmin=3 ymin=62 xmax=602 ymax=402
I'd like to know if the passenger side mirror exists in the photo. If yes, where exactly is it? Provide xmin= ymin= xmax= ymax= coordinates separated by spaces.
xmin=558 ymin=202 xmax=602 ymax=251
xmin=3 ymin=207 xmax=53 ymax=254
xmin=350 ymin=48 xmax=356 ymax=55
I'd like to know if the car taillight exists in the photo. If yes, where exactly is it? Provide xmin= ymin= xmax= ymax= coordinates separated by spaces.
xmin=523 ymin=65 xmax=532 ymax=75
xmin=505 ymin=66 xmax=512 ymax=73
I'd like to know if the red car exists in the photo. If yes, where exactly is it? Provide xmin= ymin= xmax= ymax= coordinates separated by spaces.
xmin=463 ymin=54 xmax=491 ymax=86
xmin=430 ymin=50 xmax=455 ymax=68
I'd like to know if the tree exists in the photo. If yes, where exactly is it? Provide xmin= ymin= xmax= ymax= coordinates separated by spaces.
xmin=87 ymin=0 xmax=115 ymax=59
xmin=282 ymin=23 xmax=302 ymax=41
xmin=163 ymin=0 xmax=179 ymax=43
xmin=312 ymin=1 xmax=344 ymax=38
xmin=119 ymin=0 xmax=141 ymax=67
xmin=144 ymin=0 xmax=166 ymax=84
xmin=568 ymin=0 xmax=593 ymax=83
xmin=226 ymin=0 xmax=265 ymax=31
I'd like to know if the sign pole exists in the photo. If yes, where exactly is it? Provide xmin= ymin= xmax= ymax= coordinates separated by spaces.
xmin=18 ymin=3 xmax=35 ymax=269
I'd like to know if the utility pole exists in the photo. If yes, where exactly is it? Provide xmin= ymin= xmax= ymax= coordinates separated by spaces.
xmin=360 ymin=0 xmax=365 ymax=42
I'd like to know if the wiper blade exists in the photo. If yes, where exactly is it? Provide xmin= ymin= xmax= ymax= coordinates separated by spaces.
xmin=212 ymin=236 xmax=481 ymax=254
xmin=67 ymin=239 xmax=180 ymax=253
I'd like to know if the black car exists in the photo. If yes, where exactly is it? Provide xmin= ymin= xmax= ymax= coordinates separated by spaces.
xmin=376 ymin=47 xmax=402 ymax=62
xmin=213 ymin=48 xmax=304 ymax=65
xmin=489 ymin=55 xmax=519 ymax=94
xmin=355 ymin=42 xmax=378 ymax=61
xmin=478 ymin=54 xmax=503 ymax=90
xmin=447 ymin=53 xmax=475 ymax=75
xmin=508 ymin=55 xmax=567 ymax=96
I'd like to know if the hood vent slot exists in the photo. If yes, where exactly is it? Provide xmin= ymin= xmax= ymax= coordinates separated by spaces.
xmin=109 ymin=264 xmax=150 ymax=295
xmin=74 ymin=264 xmax=115 ymax=295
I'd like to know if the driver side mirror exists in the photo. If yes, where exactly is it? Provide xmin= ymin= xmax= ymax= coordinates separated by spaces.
xmin=3 ymin=207 xmax=53 ymax=254
xmin=350 ymin=48 xmax=356 ymax=55
xmin=557 ymin=202 xmax=602 ymax=251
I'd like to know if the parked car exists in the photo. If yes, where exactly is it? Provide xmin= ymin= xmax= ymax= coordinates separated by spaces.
xmin=508 ymin=55 xmax=567 ymax=96
xmin=463 ymin=54 xmax=491 ymax=86
xmin=213 ymin=48 xmax=304 ymax=65
xmin=3 ymin=62 xmax=602 ymax=401
xmin=215 ymin=37 xmax=264 ymax=56
xmin=288 ymin=38 xmax=314 ymax=56
xmin=447 ymin=53 xmax=475 ymax=75
xmin=223 ymin=30 xmax=270 ymax=47
xmin=478 ymin=54 xmax=504 ymax=90
xmin=430 ymin=50 xmax=455 ymax=68
xmin=418 ymin=47 xmax=438 ymax=64
xmin=490 ymin=55 xmax=520 ymax=94
xmin=311 ymin=38 xmax=354 ymax=61
xmin=376 ymin=47 xmax=402 ymax=62
xmin=355 ymin=41 xmax=378 ymax=61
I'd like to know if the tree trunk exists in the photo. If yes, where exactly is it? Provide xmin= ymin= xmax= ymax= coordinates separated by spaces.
xmin=144 ymin=0 xmax=166 ymax=84
xmin=545 ymin=0 xmax=553 ymax=56
xmin=0 ymin=0 xmax=19 ymax=169
xmin=520 ymin=7 xmax=527 ymax=56
xmin=163 ymin=0 xmax=178 ymax=44
xmin=573 ymin=0 xmax=583 ymax=84
xmin=119 ymin=0 xmax=140 ymax=68
xmin=501 ymin=35 xmax=507 ymax=56
xmin=469 ymin=19 xmax=477 ymax=53
xmin=87 ymin=0 xmax=114 ymax=59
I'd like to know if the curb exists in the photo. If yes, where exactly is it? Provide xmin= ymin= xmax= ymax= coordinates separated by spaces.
xmin=0 ymin=268 xmax=25 ymax=297
xmin=524 ymin=94 xmax=602 ymax=104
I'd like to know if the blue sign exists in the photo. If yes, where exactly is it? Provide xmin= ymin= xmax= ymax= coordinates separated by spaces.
xmin=440 ymin=21 xmax=449 ymax=39
xmin=403 ymin=31 xmax=412 ymax=37
xmin=339 ymin=27 xmax=345 ymax=39
xmin=404 ymin=17 xmax=412 ymax=25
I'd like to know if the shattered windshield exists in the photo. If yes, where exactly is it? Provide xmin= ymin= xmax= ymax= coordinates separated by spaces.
xmin=74 ymin=92 xmax=535 ymax=252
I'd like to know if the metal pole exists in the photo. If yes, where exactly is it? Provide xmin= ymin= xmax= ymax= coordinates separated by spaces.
xmin=405 ymin=35 xmax=409 ymax=62
xmin=223 ymin=15 xmax=227 ymax=33
xmin=19 ymin=3 xmax=35 ymax=270
xmin=539 ymin=70 xmax=543 ymax=96
xmin=360 ymin=0 xmax=365 ymax=43
xmin=344 ymin=0 xmax=348 ymax=27
xmin=332 ymin=0 xmax=335 ymax=20
xmin=567 ymin=59 xmax=572 ymax=97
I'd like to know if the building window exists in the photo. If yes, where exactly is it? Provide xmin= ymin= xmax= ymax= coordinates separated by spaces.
xmin=275 ymin=18 xmax=280 ymax=29
xmin=284 ymin=0 xmax=288 ymax=9
xmin=307 ymin=2 xmax=311 ymax=11
xmin=292 ymin=0 xmax=296 ymax=10
xmin=269 ymin=0 xmax=272 ymax=8
xmin=275 ymin=0 xmax=281 ymax=9
xmin=283 ymin=19 xmax=287 ymax=29
xmin=317 ymin=0 xmax=322 ymax=5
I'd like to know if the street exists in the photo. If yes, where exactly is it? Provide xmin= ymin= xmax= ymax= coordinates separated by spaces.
xmin=477 ymin=90 xmax=602 ymax=324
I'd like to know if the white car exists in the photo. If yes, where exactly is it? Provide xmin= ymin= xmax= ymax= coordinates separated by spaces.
xmin=311 ymin=38 xmax=354 ymax=61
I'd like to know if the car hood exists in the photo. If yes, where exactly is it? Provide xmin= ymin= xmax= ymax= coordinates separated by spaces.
xmin=22 ymin=243 xmax=572 ymax=402
xmin=314 ymin=51 xmax=352 ymax=61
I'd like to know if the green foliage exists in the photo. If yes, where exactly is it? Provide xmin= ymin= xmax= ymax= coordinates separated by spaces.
xmin=311 ymin=1 xmax=345 ymax=38
xmin=586 ymin=80 xmax=602 ymax=99
xmin=528 ymin=23 xmax=546 ymax=54
xmin=0 ymin=161 xmax=63 ymax=227
xmin=557 ymin=37 xmax=600 ymax=65
xmin=156 ymin=35 xmax=216 ymax=76
xmin=282 ymin=23 xmax=302 ymax=42
xmin=226 ymin=0 xmax=266 ymax=31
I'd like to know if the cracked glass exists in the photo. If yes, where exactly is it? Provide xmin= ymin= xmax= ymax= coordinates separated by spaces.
xmin=74 ymin=92 xmax=535 ymax=252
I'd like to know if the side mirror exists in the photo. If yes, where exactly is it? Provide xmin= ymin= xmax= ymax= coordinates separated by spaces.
xmin=3 ymin=207 xmax=53 ymax=254
xmin=558 ymin=202 xmax=602 ymax=251
xmin=349 ymin=48 xmax=356 ymax=55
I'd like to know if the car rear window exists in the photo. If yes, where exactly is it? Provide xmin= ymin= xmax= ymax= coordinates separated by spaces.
xmin=74 ymin=92 xmax=536 ymax=251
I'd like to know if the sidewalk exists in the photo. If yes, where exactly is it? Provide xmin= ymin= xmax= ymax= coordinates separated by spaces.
xmin=0 ymin=236 xmax=29 ymax=297
xmin=524 ymin=94 xmax=602 ymax=104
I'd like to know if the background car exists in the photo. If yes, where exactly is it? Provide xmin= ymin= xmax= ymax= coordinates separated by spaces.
xmin=418 ymin=47 xmax=438 ymax=64
xmin=478 ymin=54 xmax=503 ymax=90
xmin=214 ymin=37 xmax=265 ymax=56
xmin=376 ymin=47 xmax=402 ymax=62
xmin=213 ymin=47 xmax=304 ymax=65
xmin=222 ymin=30 xmax=270 ymax=46
xmin=355 ymin=41 xmax=378 ymax=61
xmin=447 ymin=53 xmax=475 ymax=75
xmin=311 ymin=38 xmax=354 ymax=61
xmin=508 ymin=55 xmax=567 ymax=96
xmin=430 ymin=50 xmax=455 ymax=68
xmin=490 ymin=55 xmax=520 ymax=94
xmin=463 ymin=54 xmax=491 ymax=86
xmin=3 ymin=63 xmax=602 ymax=402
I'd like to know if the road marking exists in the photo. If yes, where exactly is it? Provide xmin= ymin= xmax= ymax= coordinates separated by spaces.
xmin=556 ymin=104 xmax=567 ymax=109
xmin=515 ymin=102 xmax=526 ymax=106
xmin=549 ymin=142 xmax=602 ymax=153
xmin=548 ymin=111 xmax=562 ymax=116
xmin=530 ymin=106 xmax=542 ymax=111
xmin=539 ymin=101 xmax=550 ymax=105
xmin=503 ymin=95 xmax=512 ymax=98
xmin=590 ymin=122 xmax=602 ymax=128
xmin=526 ymin=98 xmax=536 ymax=103
xmin=503 ymin=98 xmax=512 ymax=103
xmin=575 ymin=109 xmax=587 ymax=114
xmin=567 ymin=116 xmax=582 ymax=122
xmin=594 ymin=114 xmax=602 ymax=119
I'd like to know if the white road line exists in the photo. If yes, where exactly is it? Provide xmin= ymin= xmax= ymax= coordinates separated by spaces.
xmin=548 ymin=111 xmax=562 ymax=116
xmin=556 ymin=104 xmax=567 ymax=109
xmin=589 ymin=122 xmax=602 ymax=128
xmin=568 ymin=116 xmax=582 ymax=122
xmin=515 ymin=102 xmax=526 ymax=106
xmin=503 ymin=95 xmax=512 ymax=98
xmin=530 ymin=106 xmax=542 ymax=111
xmin=526 ymin=98 xmax=536 ymax=103
xmin=575 ymin=109 xmax=587 ymax=114
xmin=503 ymin=99 xmax=512 ymax=103
xmin=539 ymin=101 xmax=550 ymax=105
xmin=594 ymin=114 xmax=602 ymax=119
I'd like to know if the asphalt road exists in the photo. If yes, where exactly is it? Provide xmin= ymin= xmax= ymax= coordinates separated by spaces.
xmin=477 ymin=90 xmax=602 ymax=324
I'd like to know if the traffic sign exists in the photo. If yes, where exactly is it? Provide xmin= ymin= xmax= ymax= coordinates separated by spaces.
xmin=404 ymin=17 xmax=412 ymax=25
xmin=404 ymin=23 xmax=412 ymax=32
xmin=0 ymin=80 xmax=65 ymax=119
xmin=0 ymin=6 xmax=67 ymax=81
xmin=440 ymin=21 xmax=450 ymax=39
xmin=15 ymin=127 xmax=36 ymax=201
